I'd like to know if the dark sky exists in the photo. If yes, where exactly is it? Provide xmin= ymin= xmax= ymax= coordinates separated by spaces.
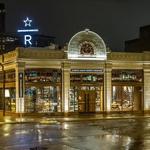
xmin=1 ymin=0 xmax=150 ymax=51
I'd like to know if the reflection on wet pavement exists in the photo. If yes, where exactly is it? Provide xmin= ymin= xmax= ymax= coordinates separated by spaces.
xmin=0 ymin=118 xmax=150 ymax=150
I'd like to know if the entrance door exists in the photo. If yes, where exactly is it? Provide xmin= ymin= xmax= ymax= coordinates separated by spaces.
xmin=78 ymin=90 xmax=96 ymax=112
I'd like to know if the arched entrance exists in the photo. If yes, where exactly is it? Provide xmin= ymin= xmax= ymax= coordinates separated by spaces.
xmin=67 ymin=29 xmax=107 ymax=113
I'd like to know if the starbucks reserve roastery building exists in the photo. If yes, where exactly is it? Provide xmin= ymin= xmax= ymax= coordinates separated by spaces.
xmin=0 ymin=29 xmax=150 ymax=114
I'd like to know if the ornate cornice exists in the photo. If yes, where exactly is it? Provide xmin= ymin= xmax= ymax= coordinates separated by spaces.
xmin=17 ymin=47 xmax=66 ymax=59
xmin=1 ymin=48 xmax=150 ymax=64
xmin=3 ymin=50 xmax=17 ymax=63
xmin=108 ymin=52 xmax=143 ymax=61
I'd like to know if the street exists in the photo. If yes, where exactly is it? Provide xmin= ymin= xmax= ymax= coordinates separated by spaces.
xmin=0 ymin=117 xmax=150 ymax=150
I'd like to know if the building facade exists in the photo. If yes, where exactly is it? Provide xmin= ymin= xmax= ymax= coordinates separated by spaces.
xmin=0 ymin=3 xmax=5 ymax=33
xmin=0 ymin=29 xmax=150 ymax=114
xmin=125 ymin=25 xmax=150 ymax=52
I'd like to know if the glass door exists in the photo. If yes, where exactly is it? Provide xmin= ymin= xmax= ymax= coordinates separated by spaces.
xmin=78 ymin=90 xmax=96 ymax=113
xmin=69 ymin=86 xmax=103 ymax=112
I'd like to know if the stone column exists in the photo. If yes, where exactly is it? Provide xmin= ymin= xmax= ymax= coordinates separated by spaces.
xmin=15 ymin=62 xmax=25 ymax=113
xmin=62 ymin=63 xmax=70 ymax=112
xmin=104 ymin=63 xmax=112 ymax=112
xmin=133 ymin=86 xmax=143 ymax=111
xmin=144 ymin=64 xmax=150 ymax=111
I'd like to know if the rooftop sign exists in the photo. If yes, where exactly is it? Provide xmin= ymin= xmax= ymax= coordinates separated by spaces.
xmin=17 ymin=17 xmax=39 ymax=46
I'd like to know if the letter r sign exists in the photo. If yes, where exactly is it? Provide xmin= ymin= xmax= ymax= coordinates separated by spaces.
xmin=24 ymin=35 xmax=32 ymax=45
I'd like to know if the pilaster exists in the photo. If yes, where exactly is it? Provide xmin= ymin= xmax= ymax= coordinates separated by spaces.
xmin=104 ymin=62 xmax=112 ymax=112
xmin=62 ymin=62 xmax=70 ymax=112
xmin=144 ymin=64 xmax=150 ymax=111
xmin=15 ymin=62 xmax=25 ymax=113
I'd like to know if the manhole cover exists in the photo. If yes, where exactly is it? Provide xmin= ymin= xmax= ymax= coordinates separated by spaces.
xmin=29 ymin=146 xmax=48 ymax=150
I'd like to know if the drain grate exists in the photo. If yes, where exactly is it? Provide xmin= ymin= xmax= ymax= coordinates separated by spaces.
xmin=29 ymin=146 xmax=48 ymax=150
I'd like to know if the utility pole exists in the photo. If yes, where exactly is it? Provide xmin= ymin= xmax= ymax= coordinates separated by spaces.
xmin=0 ymin=3 xmax=6 ymax=116
xmin=0 ymin=63 xmax=5 ymax=116
xmin=0 ymin=33 xmax=5 ymax=116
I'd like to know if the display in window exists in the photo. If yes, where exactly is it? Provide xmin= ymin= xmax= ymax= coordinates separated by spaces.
xmin=112 ymin=70 xmax=143 ymax=82
xmin=25 ymin=86 xmax=61 ymax=113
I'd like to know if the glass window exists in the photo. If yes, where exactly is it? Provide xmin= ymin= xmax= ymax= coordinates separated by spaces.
xmin=0 ymin=88 xmax=16 ymax=112
xmin=0 ymin=70 xmax=15 ymax=83
xmin=25 ymin=69 xmax=61 ymax=83
xmin=25 ymin=68 xmax=62 ymax=113
xmin=69 ymin=87 xmax=78 ymax=112
xmin=112 ymin=86 xmax=134 ymax=111
xmin=0 ymin=70 xmax=16 ymax=111
xmin=70 ymin=73 xmax=103 ymax=83
xmin=112 ymin=70 xmax=143 ymax=82
xmin=25 ymin=86 xmax=61 ymax=113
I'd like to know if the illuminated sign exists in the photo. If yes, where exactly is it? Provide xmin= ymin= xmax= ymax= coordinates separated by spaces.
xmin=24 ymin=35 xmax=32 ymax=45
xmin=71 ymin=69 xmax=103 ymax=73
xmin=17 ymin=17 xmax=39 ymax=46
xmin=19 ymin=72 xmax=24 ymax=98
xmin=24 ymin=17 xmax=32 ymax=27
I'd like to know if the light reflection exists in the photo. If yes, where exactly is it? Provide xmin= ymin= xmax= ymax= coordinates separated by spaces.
xmin=44 ymin=138 xmax=53 ymax=142
xmin=64 ymin=118 xmax=70 ymax=121
xmin=64 ymin=98 xmax=69 ymax=112
xmin=37 ymin=129 xmax=42 ymax=142
xmin=4 ymin=118 xmax=11 ymax=123
xmin=15 ymin=130 xmax=28 ymax=135
xmin=105 ymin=134 xmax=133 ymax=149
xmin=4 ymin=133 xmax=10 ymax=137
xmin=147 ymin=123 xmax=150 ymax=127
xmin=3 ymin=124 xmax=11 ymax=132
xmin=39 ymin=120 xmax=57 ymax=124
xmin=126 ymin=137 xmax=132 ymax=145
xmin=16 ymin=118 xmax=25 ymax=122
xmin=35 ymin=124 xmax=40 ymax=128
xmin=63 ymin=123 xmax=69 ymax=130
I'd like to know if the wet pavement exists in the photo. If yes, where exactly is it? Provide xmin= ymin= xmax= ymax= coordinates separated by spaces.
xmin=0 ymin=113 xmax=150 ymax=124
xmin=0 ymin=118 xmax=150 ymax=150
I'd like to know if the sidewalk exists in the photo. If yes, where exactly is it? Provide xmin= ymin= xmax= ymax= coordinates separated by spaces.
xmin=0 ymin=113 xmax=150 ymax=124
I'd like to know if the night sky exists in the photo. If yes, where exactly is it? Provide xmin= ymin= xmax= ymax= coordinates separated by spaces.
xmin=1 ymin=0 xmax=150 ymax=51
